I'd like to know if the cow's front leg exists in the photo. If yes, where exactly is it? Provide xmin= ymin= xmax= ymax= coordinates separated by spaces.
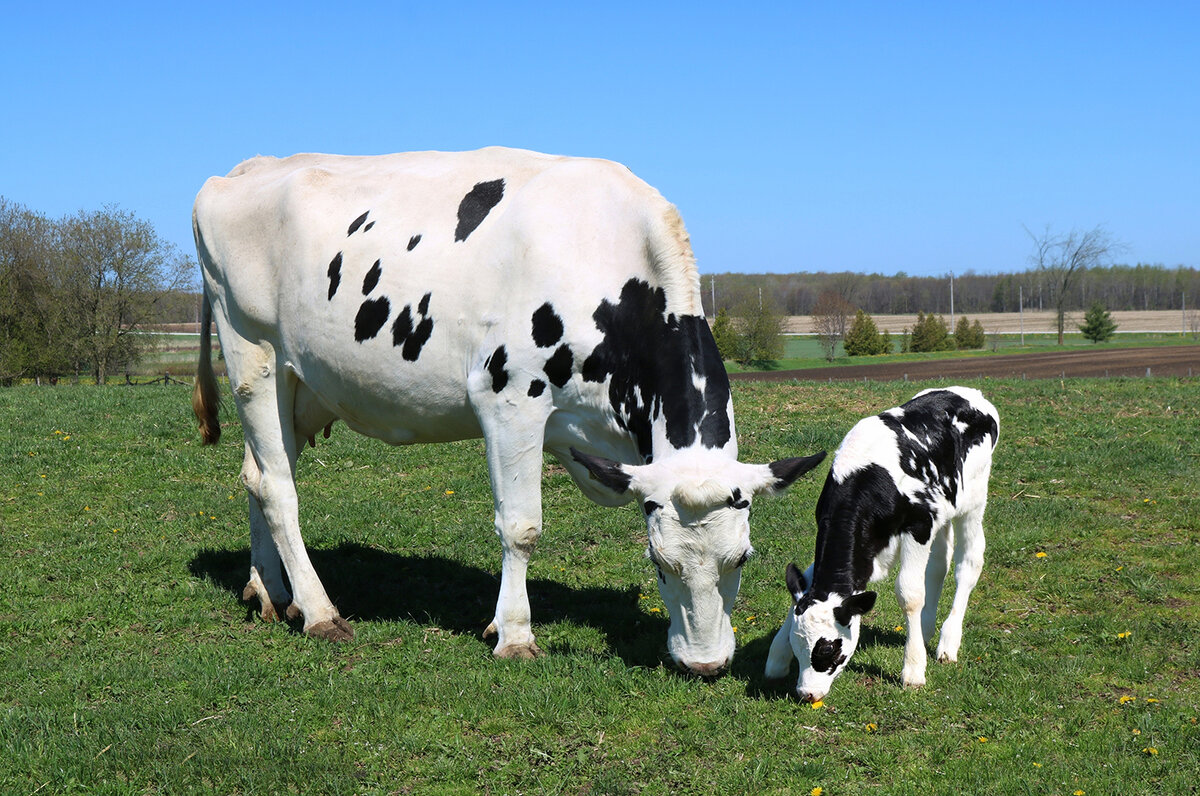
xmin=896 ymin=537 xmax=933 ymax=688
xmin=472 ymin=383 xmax=549 ymax=659
xmin=763 ymin=611 xmax=797 ymax=683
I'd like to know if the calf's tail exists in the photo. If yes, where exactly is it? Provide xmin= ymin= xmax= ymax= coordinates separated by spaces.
xmin=192 ymin=293 xmax=221 ymax=445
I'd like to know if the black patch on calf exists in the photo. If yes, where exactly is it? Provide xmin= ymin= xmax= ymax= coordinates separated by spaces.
xmin=354 ymin=297 xmax=390 ymax=342
xmin=643 ymin=500 xmax=662 ymax=515
xmin=485 ymin=345 xmax=509 ymax=393
xmin=727 ymin=488 xmax=749 ymax=510
xmin=454 ymin=179 xmax=505 ymax=242
xmin=531 ymin=303 xmax=565 ymax=347
xmin=408 ymin=235 xmax=421 ymax=251
xmin=348 ymin=211 xmax=369 ymax=236
xmin=580 ymin=279 xmax=732 ymax=461
xmin=810 ymin=638 xmax=847 ymax=673
xmin=528 ymin=380 xmax=546 ymax=398
xmin=391 ymin=292 xmax=435 ymax=361
xmin=327 ymin=252 xmax=343 ymax=300
xmin=543 ymin=344 xmax=573 ymax=388
xmin=362 ymin=259 xmax=382 ymax=295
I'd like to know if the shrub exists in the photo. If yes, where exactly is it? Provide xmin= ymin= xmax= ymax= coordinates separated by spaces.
xmin=954 ymin=316 xmax=986 ymax=349
xmin=1079 ymin=301 xmax=1118 ymax=342
xmin=910 ymin=312 xmax=955 ymax=352
xmin=844 ymin=309 xmax=889 ymax=356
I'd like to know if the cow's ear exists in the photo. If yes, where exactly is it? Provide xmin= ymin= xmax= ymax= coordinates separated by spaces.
xmin=751 ymin=451 xmax=827 ymax=495
xmin=834 ymin=591 xmax=877 ymax=625
xmin=785 ymin=562 xmax=808 ymax=601
xmin=570 ymin=447 xmax=633 ymax=494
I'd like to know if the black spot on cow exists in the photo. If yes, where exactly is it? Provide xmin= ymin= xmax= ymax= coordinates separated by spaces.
xmin=354 ymin=297 xmax=390 ymax=342
xmin=362 ymin=260 xmax=382 ymax=295
xmin=528 ymin=380 xmax=546 ymax=398
xmin=810 ymin=638 xmax=846 ymax=673
xmin=727 ymin=488 xmax=749 ymax=510
xmin=327 ymin=252 xmax=343 ymax=300
xmin=543 ymin=344 xmax=573 ymax=388
xmin=643 ymin=500 xmax=662 ymax=515
xmin=581 ymin=279 xmax=732 ymax=461
xmin=364 ymin=221 xmax=375 ymax=232
xmin=454 ymin=179 xmax=505 ymax=242
xmin=485 ymin=345 xmax=509 ymax=393
xmin=348 ymin=211 xmax=369 ymax=236
xmin=408 ymin=235 xmax=421 ymax=251
xmin=531 ymin=303 xmax=564 ymax=348
xmin=391 ymin=292 xmax=435 ymax=362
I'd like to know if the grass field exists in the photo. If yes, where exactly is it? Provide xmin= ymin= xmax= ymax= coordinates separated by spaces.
xmin=1 ymin=378 xmax=1197 ymax=794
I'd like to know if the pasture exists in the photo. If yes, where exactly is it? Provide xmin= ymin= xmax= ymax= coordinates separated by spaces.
xmin=1 ymin=378 xmax=1197 ymax=793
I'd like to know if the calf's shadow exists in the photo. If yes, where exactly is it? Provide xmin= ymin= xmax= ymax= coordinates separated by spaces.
xmin=188 ymin=542 xmax=669 ymax=669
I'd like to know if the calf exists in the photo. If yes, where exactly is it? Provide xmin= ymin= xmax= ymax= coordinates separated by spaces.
xmin=765 ymin=386 xmax=999 ymax=702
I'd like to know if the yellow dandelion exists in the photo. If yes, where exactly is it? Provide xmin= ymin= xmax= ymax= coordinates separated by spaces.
xmin=746 ymin=615 xmax=756 ymax=622
xmin=1119 ymin=695 xmax=1135 ymax=704
xmin=445 ymin=489 xmax=455 ymax=495
xmin=1143 ymin=498 xmax=1151 ymax=503
xmin=1032 ymin=762 xmax=1042 ymax=768
xmin=1074 ymin=790 xmax=1085 ymax=796
xmin=54 ymin=430 xmax=62 ymax=435
xmin=639 ymin=594 xmax=649 ymax=600
xmin=39 ymin=474 xmax=46 ymax=478
xmin=1117 ymin=631 xmax=1132 ymax=639
xmin=1132 ymin=729 xmax=1141 ymax=735
xmin=810 ymin=700 xmax=824 ymax=710
xmin=978 ymin=736 xmax=988 ymax=743
xmin=894 ymin=625 xmax=904 ymax=632
xmin=1142 ymin=747 xmax=1158 ymax=756
xmin=1035 ymin=551 xmax=1047 ymax=558
xmin=648 ymin=607 xmax=661 ymax=613
xmin=811 ymin=788 xmax=823 ymax=796
xmin=1146 ymin=698 xmax=1159 ymax=704
xmin=1116 ymin=565 xmax=1124 ymax=571
xmin=865 ymin=723 xmax=878 ymax=732
xmin=732 ymin=626 xmax=738 ymax=633
xmin=111 ymin=529 xmax=119 ymax=534
xmin=84 ymin=506 xmax=90 ymax=511
xmin=63 ymin=436 xmax=70 ymax=441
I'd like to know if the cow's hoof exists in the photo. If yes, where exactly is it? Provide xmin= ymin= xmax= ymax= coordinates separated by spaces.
xmin=494 ymin=642 xmax=543 ymax=660
xmin=286 ymin=603 xmax=301 ymax=621
xmin=306 ymin=616 xmax=355 ymax=642
xmin=241 ymin=582 xmax=287 ymax=623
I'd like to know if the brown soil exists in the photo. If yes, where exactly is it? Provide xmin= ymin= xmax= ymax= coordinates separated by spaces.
xmin=732 ymin=346 xmax=1200 ymax=383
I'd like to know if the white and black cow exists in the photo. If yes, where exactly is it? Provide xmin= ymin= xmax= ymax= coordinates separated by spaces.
xmin=192 ymin=147 xmax=825 ymax=675
xmin=764 ymin=386 xmax=999 ymax=701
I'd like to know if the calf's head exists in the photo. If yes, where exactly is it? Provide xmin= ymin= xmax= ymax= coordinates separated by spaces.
xmin=571 ymin=448 xmax=825 ymax=677
xmin=784 ymin=562 xmax=877 ymax=702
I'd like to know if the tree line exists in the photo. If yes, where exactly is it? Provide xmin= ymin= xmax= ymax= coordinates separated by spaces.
xmin=0 ymin=196 xmax=194 ymax=384
xmin=701 ymin=262 xmax=1200 ymax=318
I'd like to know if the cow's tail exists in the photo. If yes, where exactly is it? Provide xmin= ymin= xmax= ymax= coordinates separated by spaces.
xmin=647 ymin=200 xmax=703 ymax=315
xmin=192 ymin=293 xmax=221 ymax=446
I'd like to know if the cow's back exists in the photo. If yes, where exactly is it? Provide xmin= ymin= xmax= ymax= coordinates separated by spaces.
xmin=193 ymin=147 xmax=702 ymax=446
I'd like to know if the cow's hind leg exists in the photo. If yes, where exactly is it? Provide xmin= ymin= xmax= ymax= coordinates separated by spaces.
xmin=920 ymin=523 xmax=954 ymax=641
xmin=241 ymin=442 xmax=292 ymax=622
xmin=229 ymin=339 xmax=351 ymax=641
xmin=936 ymin=511 xmax=985 ymax=663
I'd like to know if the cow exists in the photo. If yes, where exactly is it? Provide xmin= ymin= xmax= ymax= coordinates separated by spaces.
xmin=764 ymin=386 xmax=999 ymax=701
xmin=191 ymin=147 xmax=826 ymax=676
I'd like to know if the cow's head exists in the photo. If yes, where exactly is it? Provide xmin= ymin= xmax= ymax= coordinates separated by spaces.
xmin=783 ymin=562 xmax=877 ymax=702
xmin=571 ymin=447 xmax=826 ymax=676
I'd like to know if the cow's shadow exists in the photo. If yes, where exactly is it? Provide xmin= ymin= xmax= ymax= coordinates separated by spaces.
xmin=188 ymin=542 xmax=670 ymax=669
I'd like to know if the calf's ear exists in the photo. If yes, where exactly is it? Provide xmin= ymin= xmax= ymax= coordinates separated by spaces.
xmin=833 ymin=591 xmax=877 ymax=625
xmin=785 ymin=562 xmax=808 ymax=601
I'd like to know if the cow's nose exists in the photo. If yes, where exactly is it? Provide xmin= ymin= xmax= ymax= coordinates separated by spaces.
xmin=683 ymin=659 xmax=730 ymax=678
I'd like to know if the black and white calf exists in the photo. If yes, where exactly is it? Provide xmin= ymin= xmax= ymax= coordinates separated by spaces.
xmin=765 ymin=387 xmax=999 ymax=702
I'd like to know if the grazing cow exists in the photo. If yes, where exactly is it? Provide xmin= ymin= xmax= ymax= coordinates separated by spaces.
xmin=192 ymin=147 xmax=825 ymax=675
xmin=764 ymin=386 xmax=999 ymax=701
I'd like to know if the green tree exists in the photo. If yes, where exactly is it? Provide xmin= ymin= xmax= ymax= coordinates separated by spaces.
xmin=710 ymin=307 xmax=739 ymax=361
xmin=844 ymin=309 xmax=888 ymax=356
xmin=1079 ymin=301 xmax=1118 ymax=342
xmin=732 ymin=295 xmax=785 ymax=366
xmin=910 ymin=312 xmax=954 ymax=352
xmin=954 ymin=315 xmax=986 ymax=349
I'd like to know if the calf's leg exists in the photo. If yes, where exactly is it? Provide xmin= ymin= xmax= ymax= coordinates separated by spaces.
xmin=936 ymin=511 xmax=985 ymax=663
xmin=895 ymin=536 xmax=933 ymax=688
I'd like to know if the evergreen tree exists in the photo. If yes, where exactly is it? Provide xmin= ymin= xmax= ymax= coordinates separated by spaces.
xmin=910 ymin=312 xmax=954 ymax=352
xmin=844 ymin=309 xmax=888 ymax=356
xmin=954 ymin=315 xmax=986 ymax=349
xmin=1079 ymin=301 xmax=1118 ymax=342
xmin=710 ymin=307 xmax=738 ymax=361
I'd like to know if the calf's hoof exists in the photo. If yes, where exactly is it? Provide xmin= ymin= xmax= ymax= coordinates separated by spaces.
xmin=494 ymin=642 xmax=544 ymax=660
xmin=306 ymin=616 xmax=355 ymax=642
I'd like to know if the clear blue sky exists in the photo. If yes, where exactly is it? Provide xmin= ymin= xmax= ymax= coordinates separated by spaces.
xmin=3 ymin=2 xmax=1197 ymax=278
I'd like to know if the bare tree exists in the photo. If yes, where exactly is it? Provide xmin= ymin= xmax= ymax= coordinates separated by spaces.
xmin=1025 ymin=224 xmax=1125 ymax=345
xmin=810 ymin=291 xmax=854 ymax=361
xmin=59 ymin=205 xmax=193 ymax=383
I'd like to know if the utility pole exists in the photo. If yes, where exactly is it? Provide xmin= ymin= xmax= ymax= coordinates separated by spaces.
xmin=710 ymin=276 xmax=715 ymax=318
xmin=1019 ymin=284 xmax=1025 ymax=346
xmin=949 ymin=272 xmax=955 ymax=331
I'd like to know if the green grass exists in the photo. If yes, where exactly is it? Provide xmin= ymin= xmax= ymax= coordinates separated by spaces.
xmin=725 ymin=332 xmax=1199 ymax=374
xmin=2 ymin=378 xmax=1197 ymax=794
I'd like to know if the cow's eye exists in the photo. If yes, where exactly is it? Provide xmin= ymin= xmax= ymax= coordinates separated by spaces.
xmin=734 ymin=550 xmax=751 ymax=568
